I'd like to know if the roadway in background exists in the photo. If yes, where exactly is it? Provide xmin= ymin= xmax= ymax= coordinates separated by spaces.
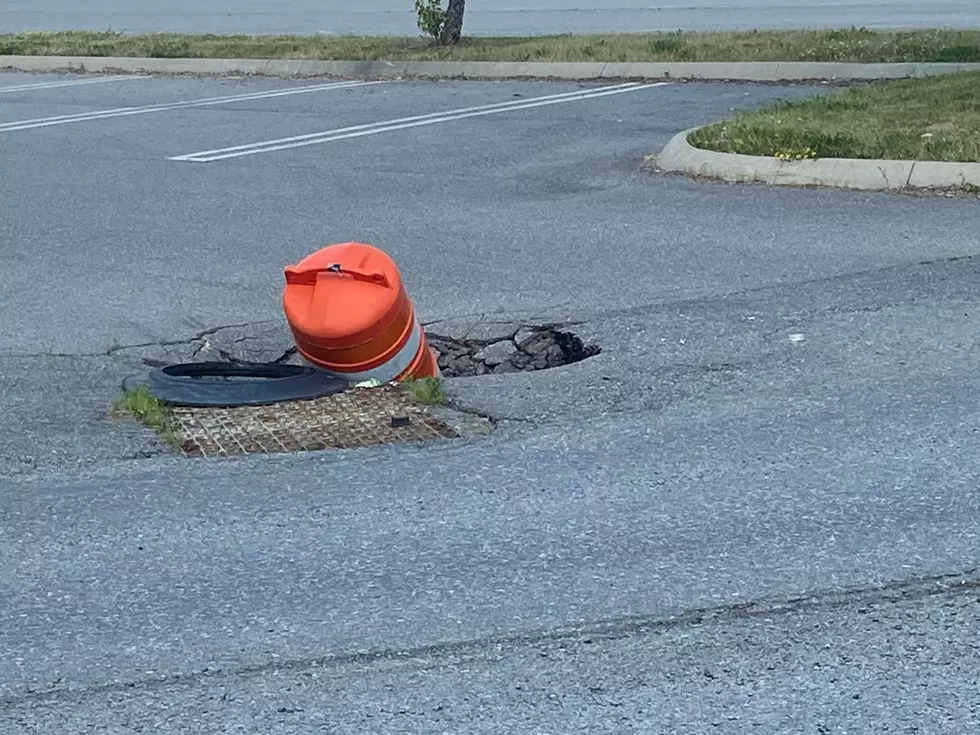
xmin=1 ymin=0 xmax=977 ymax=36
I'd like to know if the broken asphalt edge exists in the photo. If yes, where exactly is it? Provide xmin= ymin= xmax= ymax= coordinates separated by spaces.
xmin=653 ymin=126 xmax=980 ymax=192
xmin=3 ymin=56 xmax=980 ymax=82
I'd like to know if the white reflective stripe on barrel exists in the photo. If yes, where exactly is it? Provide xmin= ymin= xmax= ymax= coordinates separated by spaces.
xmin=324 ymin=320 xmax=424 ymax=383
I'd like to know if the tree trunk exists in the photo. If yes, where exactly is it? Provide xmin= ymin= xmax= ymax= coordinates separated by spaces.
xmin=439 ymin=0 xmax=465 ymax=45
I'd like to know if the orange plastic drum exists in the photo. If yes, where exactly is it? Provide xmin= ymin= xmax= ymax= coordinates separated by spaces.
xmin=282 ymin=243 xmax=439 ymax=382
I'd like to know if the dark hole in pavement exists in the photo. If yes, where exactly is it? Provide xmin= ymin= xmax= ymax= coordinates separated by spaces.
xmin=191 ymin=375 xmax=269 ymax=381
xmin=426 ymin=326 xmax=600 ymax=378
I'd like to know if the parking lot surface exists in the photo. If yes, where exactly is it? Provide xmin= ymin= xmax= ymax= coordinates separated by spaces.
xmin=2 ymin=73 xmax=976 ymax=356
xmin=2 ymin=71 xmax=980 ymax=731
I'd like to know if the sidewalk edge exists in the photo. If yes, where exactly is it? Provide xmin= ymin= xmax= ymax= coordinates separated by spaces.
xmin=654 ymin=127 xmax=980 ymax=191
xmin=3 ymin=56 xmax=980 ymax=81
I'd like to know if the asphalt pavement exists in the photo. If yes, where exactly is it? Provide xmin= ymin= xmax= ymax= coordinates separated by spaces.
xmin=2 ymin=72 xmax=980 ymax=731
xmin=2 ymin=75 xmax=976 ymax=357
xmin=2 ymin=0 xmax=978 ymax=35
xmin=7 ymin=577 xmax=980 ymax=733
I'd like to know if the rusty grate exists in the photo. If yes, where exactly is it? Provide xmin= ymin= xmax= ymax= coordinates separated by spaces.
xmin=171 ymin=384 xmax=458 ymax=458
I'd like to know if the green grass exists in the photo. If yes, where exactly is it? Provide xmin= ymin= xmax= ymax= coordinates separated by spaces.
xmin=403 ymin=377 xmax=447 ymax=406
xmin=1 ymin=28 xmax=980 ymax=63
xmin=110 ymin=387 xmax=181 ymax=448
xmin=689 ymin=72 xmax=980 ymax=163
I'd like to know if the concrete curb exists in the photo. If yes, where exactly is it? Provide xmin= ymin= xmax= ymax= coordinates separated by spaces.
xmin=3 ymin=56 xmax=980 ymax=81
xmin=654 ymin=127 xmax=980 ymax=192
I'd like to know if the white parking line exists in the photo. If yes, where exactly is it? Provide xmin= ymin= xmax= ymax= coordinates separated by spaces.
xmin=0 ymin=80 xmax=384 ymax=133
xmin=171 ymin=82 xmax=670 ymax=163
xmin=0 ymin=75 xmax=150 ymax=94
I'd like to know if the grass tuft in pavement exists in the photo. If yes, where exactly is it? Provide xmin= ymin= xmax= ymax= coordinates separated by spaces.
xmin=404 ymin=377 xmax=447 ymax=406
xmin=689 ymin=72 xmax=980 ymax=163
xmin=111 ymin=387 xmax=181 ymax=448
xmin=1 ymin=28 xmax=980 ymax=63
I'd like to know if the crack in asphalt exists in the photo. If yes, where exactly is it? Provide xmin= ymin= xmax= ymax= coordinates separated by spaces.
xmin=6 ymin=251 xmax=979 ymax=364
xmin=6 ymin=567 xmax=978 ymax=707
xmin=0 ymin=321 xmax=280 ymax=361
xmin=105 ymin=321 xmax=278 ymax=358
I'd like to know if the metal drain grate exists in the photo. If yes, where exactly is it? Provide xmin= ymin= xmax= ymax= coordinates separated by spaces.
xmin=171 ymin=385 xmax=458 ymax=458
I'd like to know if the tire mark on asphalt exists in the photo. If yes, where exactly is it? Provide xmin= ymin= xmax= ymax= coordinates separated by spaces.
xmin=5 ymin=567 xmax=978 ymax=706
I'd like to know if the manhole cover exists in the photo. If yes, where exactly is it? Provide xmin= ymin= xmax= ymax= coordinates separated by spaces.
xmin=171 ymin=384 xmax=458 ymax=458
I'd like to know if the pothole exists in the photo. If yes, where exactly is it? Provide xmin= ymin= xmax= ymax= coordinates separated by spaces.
xmin=111 ymin=323 xmax=598 ymax=458
xmin=427 ymin=326 xmax=601 ymax=377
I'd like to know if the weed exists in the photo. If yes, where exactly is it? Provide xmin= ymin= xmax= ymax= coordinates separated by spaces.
xmin=774 ymin=146 xmax=818 ymax=160
xmin=110 ymin=387 xmax=181 ymax=448
xmin=146 ymin=35 xmax=192 ymax=58
xmin=403 ymin=377 xmax=447 ymax=405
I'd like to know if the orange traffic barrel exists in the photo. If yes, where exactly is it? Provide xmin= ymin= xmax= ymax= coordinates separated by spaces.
xmin=282 ymin=243 xmax=440 ymax=383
